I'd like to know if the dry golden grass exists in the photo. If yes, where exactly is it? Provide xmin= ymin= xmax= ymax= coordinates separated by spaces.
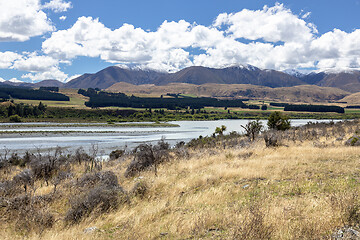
xmin=13 ymin=88 xmax=89 ymax=109
xmin=1 ymin=124 xmax=360 ymax=239
xmin=107 ymin=82 xmax=349 ymax=104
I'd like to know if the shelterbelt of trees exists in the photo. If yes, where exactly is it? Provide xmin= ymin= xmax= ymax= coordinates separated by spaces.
xmin=0 ymin=100 xmax=46 ymax=119
xmin=270 ymin=102 xmax=345 ymax=113
xmin=78 ymin=88 xmax=259 ymax=109
xmin=0 ymin=87 xmax=69 ymax=101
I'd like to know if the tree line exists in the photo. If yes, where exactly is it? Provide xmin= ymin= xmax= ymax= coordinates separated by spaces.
xmin=0 ymin=101 xmax=47 ymax=118
xmin=79 ymin=88 xmax=252 ymax=109
xmin=284 ymin=104 xmax=344 ymax=113
xmin=0 ymin=86 xmax=69 ymax=101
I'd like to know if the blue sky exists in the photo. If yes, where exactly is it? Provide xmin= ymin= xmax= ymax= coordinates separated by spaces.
xmin=1 ymin=0 xmax=360 ymax=82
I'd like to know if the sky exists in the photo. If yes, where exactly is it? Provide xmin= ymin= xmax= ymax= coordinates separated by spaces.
xmin=1 ymin=0 xmax=360 ymax=83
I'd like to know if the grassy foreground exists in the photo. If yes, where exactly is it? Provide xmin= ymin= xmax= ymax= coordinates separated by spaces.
xmin=1 ymin=121 xmax=360 ymax=239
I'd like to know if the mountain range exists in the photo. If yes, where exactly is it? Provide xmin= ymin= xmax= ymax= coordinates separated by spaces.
xmin=63 ymin=65 xmax=360 ymax=93
xmin=1 ymin=64 xmax=360 ymax=95
xmin=0 ymin=79 xmax=65 ymax=88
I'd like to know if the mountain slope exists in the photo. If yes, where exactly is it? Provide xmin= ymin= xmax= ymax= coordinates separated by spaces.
xmin=339 ymin=92 xmax=360 ymax=104
xmin=155 ymin=65 xmax=305 ymax=87
xmin=107 ymin=82 xmax=349 ymax=103
xmin=298 ymin=71 xmax=360 ymax=93
xmin=67 ymin=65 xmax=305 ymax=89
xmin=64 ymin=64 xmax=360 ymax=93
xmin=33 ymin=79 xmax=64 ymax=87
xmin=65 ymin=66 xmax=168 ymax=89
xmin=316 ymin=72 xmax=360 ymax=93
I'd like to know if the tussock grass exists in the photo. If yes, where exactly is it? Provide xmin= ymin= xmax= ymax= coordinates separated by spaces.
xmin=1 ymin=122 xmax=360 ymax=239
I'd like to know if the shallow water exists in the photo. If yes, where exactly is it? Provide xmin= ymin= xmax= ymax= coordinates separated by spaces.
xmin=0 ymin=119 xmax=340 ymax=154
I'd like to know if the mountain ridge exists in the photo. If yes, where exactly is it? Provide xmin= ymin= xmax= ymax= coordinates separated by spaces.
xmin=64 ymin=65 xmax=306 ymax=89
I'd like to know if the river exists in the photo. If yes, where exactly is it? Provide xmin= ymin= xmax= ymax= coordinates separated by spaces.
xmin=0 ymin=119 xmax=340 ymax=154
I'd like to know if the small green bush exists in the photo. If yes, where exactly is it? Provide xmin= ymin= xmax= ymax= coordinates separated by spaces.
xmin=267 ymin=111 xmax=290 ymax=131
xmin=9 ymin=114 xmax=22 ymax=123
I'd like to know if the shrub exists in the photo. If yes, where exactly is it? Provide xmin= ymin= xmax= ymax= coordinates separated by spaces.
xmin=263 ymin=131 xmax=280 ymax=147
xmin=125 ymin=140 xmax=170 ymax=178
xmin=345 ymin=135 xmax=360 ymax=146
xmin=6 ymin=195 xmax=54 ymax=233
xmin=65 ymin=171 xmax=126 ymax=225
xmin=267 ymin=111 xmax=291 ymax=131
xmin=241 ymin=120 xmax=263 ymax=141
xmin=215 ymin=125 xmax=227 ymax=136
xmin=65 ymin=186 xmax=122 ymax=224
xmin=73 ymin=147 xmax=91 ymax=164
xmin=109 ymin=149 xmax=125 ymax=160
xmin=9 ymin=114 xmax=22 ymax=122
xmin=13 ymin=169 xmax=34 ymax=193
xmin=77 ymin=171 xmax=119 ymax=188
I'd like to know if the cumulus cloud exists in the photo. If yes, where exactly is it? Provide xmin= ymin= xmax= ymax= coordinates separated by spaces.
xmin=0 ymin=51 xmax=22 ymax=69
xmin=39 ymin=3 xmax=360 ymax=73
xmin=42 ymin=0 xmax=72 ymax=13
xmin=59 ymin=16 xmax=67 ymax=21
xmin=22 ymin=68 xmax=68 ymax=82
xmin=0 ymin=0 xmax=55 ymax=42
xmin=5 ymin=52 xmax=69 ymax=82
xmin=12 ymin=53 xmax=60 ymax=72
xmin=213 ymin=3 xmax=317 ymax=43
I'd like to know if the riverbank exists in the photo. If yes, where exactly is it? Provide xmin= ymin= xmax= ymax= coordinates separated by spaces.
xmin=0 ymin=119 xmax=341 ymax=154
xmin=1 ymin=105 xmax=359 ymax=124
xmin=0 ymin=122 xmax=179 ymax=129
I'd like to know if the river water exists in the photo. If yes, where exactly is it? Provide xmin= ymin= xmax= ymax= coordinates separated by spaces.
xmin=0 ymin=119 xmax=340 ymax=154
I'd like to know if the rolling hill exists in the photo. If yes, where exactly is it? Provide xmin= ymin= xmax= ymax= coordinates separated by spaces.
xmin=107 ymin=82 xmax=350 ymax=103
xmin=339 ymin=92 xmax=360 ymax=104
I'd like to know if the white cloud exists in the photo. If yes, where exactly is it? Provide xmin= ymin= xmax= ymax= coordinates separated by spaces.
xmin=0 ymin=51 xmax=22 ymax=69
xmin=2 ymin=52 xmax=70 ymax=82
xmin=0 ymin=0 xmax=55 ymax=42
xmin=41 ymin=4 xmax=360 ymax=73
xmin=302 ymin=12 xmax=311 ymax=19
xmin=213 ymin=3 xmax=317 ymax=43
xmin=59 ymin=16 xmax=67 ymax=21
xmin=22 ymin=67 xmax=68 ymax=82
xmin=42 ymin=0 xmax=72 ymax=13
xmin=12 ymin=53 xmax=59 ymax=72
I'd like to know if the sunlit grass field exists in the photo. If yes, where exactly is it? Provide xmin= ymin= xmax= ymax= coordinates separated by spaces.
xmin=1 ymin=121 xmax=360 ymax=239
xmin=13 ymin=89 xmax=88 ymax=109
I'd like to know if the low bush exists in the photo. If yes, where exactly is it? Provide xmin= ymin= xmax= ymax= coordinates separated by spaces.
xmin=6 ymin=195 xmax=54 ymax=233
xmin=263 ymin=131 xmax=281 ymax=147
xmin=9 ymin=114 xmax=22 ymax=122
xmin=125 ymin=140 xmax=170 ymax=178
xmin=109 ymin=149 xmax=125 ymax=160
xmin=65 ymin=171 xmax=126 ymax=225
xmin=241 ymin=119 xmax=263 ymax=141
xmin=345 ymin=135 xmax=360 ymax=146
xmin=267 ymin=111 xmax=291 ymax=131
